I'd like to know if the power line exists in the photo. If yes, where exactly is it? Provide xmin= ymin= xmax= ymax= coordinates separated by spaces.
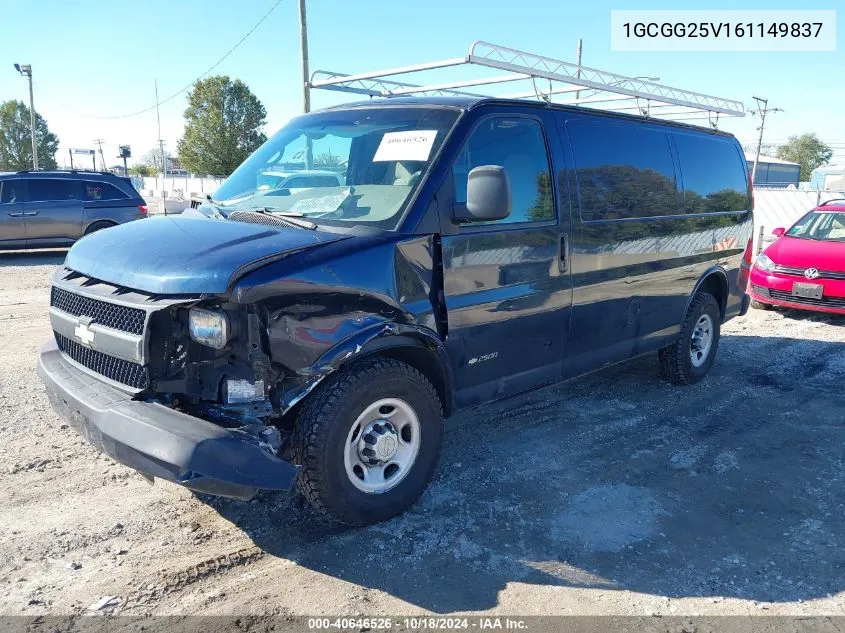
xmin=90 ymin=0 xmax=284 ymax=120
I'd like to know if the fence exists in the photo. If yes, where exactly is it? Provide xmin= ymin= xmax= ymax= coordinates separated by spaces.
xmin=135 ymin=176 xmax=226 ymax=200
xmin=752 ymin=188 xmax=845 ymax=253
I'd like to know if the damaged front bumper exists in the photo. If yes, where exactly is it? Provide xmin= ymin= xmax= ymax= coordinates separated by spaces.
xmin=36 ymin=339 xmax=299 ymax=500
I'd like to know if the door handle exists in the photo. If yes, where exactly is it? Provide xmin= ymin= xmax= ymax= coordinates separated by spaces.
xmin=559 ymin=235 xmax=569 ymax=273
xmin=7 ymin=212 xmax=24 ymax=217
xmin=22 ymin=211 xmax=38 ymax=216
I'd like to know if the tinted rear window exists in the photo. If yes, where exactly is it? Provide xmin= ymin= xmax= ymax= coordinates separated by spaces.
xmin=27 ymin=179 xmax=80 ymax=202
xmin=85 ymin=181 xmax=129 ymax=201
xmin=674 ymin=134 xmax=749 ymax=213
xmin=568 ymin=121 xmax=679 ymax=221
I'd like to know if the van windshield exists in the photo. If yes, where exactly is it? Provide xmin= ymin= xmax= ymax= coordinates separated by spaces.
xmin=212 ymin=107 xmax=459 ymax=230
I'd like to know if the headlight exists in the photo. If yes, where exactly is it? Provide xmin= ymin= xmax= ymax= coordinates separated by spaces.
xmin=754 ymin=253 xmax=776 ymax=273
xmin=188 ymin=308 xmax=230 ymax=349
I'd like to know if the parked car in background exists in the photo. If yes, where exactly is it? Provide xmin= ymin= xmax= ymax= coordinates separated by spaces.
xmin=38 ymin=98 xmax=752 ymax=526
xmin=750 ymin=199 xmax=845 ymax=314
xmin=254 ymin=169 xmax=344 ymax=195
xmin=0 ymin=170 xmax=147 ymax=250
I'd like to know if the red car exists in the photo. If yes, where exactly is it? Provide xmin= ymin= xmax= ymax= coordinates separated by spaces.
xmin=749 ymin=199 xmax=845 ymax=314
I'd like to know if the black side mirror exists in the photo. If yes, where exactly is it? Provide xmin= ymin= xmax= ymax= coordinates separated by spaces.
xmin=453 ymin=165 xmax=511 ymax=223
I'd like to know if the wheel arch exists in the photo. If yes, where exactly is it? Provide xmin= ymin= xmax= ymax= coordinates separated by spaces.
xmin=84 ymin=219 xmax=117 ymax=235
xmin=281 ymin=325 xmax=454 ymax=418
xmin=688 ymin=266 xmax=728 ymax=321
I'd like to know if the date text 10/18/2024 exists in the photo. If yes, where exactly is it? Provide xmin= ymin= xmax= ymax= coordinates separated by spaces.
xmin=307 ymin=617 xmax=529 ymax=630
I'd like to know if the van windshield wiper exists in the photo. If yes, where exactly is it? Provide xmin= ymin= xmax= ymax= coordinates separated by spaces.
xmin=246 ymin=207 xmax=318 ymax=230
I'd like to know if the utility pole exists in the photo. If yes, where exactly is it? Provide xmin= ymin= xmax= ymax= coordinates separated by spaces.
xmin=155 ymin=80 xmax=167 ymax=215
xmin=749 ymin=96 xmax=783 ymax=186
xmin=13 ymin=63 xmax=38 ymax=169
xmin=575 ymin=39 xmax=583 ymax=103
xmin=298 ymin=0 xmax=311 ymax=114
xmin=298 ymin=0 xmax=313 ymax=169
xmin=93 ymin=139 xmax=106 ymax=171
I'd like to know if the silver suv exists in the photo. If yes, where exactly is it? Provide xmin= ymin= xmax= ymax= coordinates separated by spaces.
xmin=0 ymin=170 xmax=147 ymax=249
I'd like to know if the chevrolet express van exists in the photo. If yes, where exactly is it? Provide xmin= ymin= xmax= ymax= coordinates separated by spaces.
xmin=38 ymin=97 xmax=753 ymax=525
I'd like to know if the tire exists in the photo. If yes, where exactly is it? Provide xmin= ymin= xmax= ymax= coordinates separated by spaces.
xmin=751 ymin=299 xmax=771 ymax=310
xmin=85 ymin=221 xmax=116 ymax=235
xmin=659 ymin=292 xmax=721 ymax=385
xmin=292 ymin=357 xmax=444 ymax=526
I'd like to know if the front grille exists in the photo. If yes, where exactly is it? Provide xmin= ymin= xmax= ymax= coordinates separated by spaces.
xmin=774 ymin=265 xmax=845 ymax=281
xmin=751 ymin=284 xmax=770 ymax=297
xmin=51 ymin=287 xmax=145 ymax=335
xmin=768 ymin=289 xmax=845 ymax=309
xmin=55 ymin=333 xmax=149 ymax=389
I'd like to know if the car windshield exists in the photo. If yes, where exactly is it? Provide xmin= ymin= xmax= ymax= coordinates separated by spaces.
xmin=212 ymin=107 xmax=459 ymax=230
xmin=787 ymin=211 xmax=845 ymax=242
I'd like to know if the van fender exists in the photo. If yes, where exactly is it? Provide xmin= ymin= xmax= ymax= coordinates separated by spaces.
xmin=277 ymin=322 xmax=454 ymax=416
xmin=685 ymin=266 xmax=729 ymax=320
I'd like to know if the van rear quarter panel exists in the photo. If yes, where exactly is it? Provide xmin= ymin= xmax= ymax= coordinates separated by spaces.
xmin=553 ymin=110 xmax=752 ymax=377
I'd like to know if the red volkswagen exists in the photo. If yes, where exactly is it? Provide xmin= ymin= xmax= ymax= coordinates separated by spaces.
xmin=750 ymin=199 xmax=845 ymax=314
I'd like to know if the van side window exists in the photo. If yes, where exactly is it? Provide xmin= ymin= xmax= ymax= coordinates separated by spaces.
xmin=84 ymin=181 xmax=129 ymax=201
xmin=0 ymin=179 xmax=24 ymax=203
xmin=453 ymin=118 xmax=554 ymax=224
xmin=674 ymin=135 xmax=749 ymax=213
xmin=27 ymin=180 xmax=80 ymax=203
xmin=568 ymin=121 xmax=678 ymax=221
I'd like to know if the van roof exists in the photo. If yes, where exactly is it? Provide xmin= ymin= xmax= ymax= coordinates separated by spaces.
xmin=0 ymin=170 xmax=126 ymax=179
xmin=321 ymin=96 xmax=736 ymax=138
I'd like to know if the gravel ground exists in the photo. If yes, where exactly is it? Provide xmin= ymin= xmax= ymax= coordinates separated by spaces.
xmin=2 ymin=249 xmax=845 ymax=617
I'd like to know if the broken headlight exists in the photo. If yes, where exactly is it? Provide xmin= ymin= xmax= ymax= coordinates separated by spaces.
xmin=188 ymin=307 xmax=230 ymax=349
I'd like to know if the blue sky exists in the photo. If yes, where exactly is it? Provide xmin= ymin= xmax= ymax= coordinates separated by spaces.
xmin=1 ymin=0 xmax=842 ymax=167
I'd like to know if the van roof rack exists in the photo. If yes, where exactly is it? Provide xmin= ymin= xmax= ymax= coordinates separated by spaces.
xmin=310 ymin=41 xmax=745 ymax=124
xmin=819 ymin=198 xmax=845 ymax=206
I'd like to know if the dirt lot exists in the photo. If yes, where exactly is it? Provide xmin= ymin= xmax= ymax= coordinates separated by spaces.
xmin=2 ymin=250 xmax=845 ymax=617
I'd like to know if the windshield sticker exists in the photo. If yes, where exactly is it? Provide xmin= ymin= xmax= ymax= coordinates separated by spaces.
xmin=373 ymin=130 xmax=437 ymax=162
xmin=288 ymin=194 xmax=349 ymax=215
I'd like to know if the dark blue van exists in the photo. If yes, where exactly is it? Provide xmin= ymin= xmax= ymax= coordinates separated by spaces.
xmin=37 ymin=98 xmax=753 ymax=525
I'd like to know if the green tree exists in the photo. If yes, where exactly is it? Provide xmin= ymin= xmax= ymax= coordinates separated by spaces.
xmin=528 ymin=172 xmax=554 ymax=221
xmin=776 ymin=133 xmax=833 ymax=181
xmin=177 ymin=76 xmax=267 ymax=176
xmin=0 ymin=100 xmax=59 ymax=170
xmin=128 ymin=164 xmax=155 ymax=177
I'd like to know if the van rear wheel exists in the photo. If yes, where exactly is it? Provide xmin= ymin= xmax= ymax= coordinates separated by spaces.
xmin=292 ymin=357 xmax=444 ymax=526
xmin=659 ymin=292 xmax=721 ymax=385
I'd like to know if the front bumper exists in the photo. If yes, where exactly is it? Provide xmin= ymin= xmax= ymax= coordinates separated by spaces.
xmin=749 ymin=267 xmax=845 ymax=315
xmin=36 ymin=339 xmax=299 ymax=500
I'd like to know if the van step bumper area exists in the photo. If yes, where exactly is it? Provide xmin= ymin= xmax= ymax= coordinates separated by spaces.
xmin=36 ymin=340 xmax=299 ymax=500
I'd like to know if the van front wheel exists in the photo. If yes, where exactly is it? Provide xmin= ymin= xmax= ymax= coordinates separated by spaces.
xmin=292 ymin=357 xmax=444 ymax=526
xmin=659 ymin=292 xmax=721 ymax=385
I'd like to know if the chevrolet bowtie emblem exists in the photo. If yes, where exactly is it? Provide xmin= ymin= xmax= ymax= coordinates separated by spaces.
xmin=74 ymin=321 xmax=95 ymax=347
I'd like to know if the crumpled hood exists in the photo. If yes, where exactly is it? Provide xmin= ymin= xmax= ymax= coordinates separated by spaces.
xmin=64 ymin=215 xmax=348 ymax=295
